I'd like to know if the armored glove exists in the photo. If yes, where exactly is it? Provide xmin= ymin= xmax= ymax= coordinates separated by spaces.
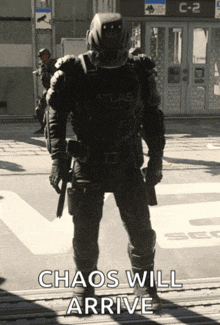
xmin=49 ymin=158 xmax=66 ymax=194
xmin=143 ymin=167 xmax=163 ymax=186
xmin=144 ymin=155 xmax=163 ymax=186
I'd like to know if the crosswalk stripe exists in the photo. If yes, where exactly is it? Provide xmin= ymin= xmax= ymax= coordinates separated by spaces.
xmin=0 ymin=191 xmax=112 ymax=255
xmin=155 ymin=183 xmax=220 ymax=195
xmin=1 ymin=184 xmax=220 ymax=254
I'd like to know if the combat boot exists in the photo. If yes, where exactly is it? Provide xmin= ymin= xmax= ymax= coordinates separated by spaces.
xmin=72 ymin=272 xmax=95 ymax=315
xmin=127 ymin=230 xmax=162 ymax=312
xmin=72 ymin=239 xmax=99 ymax=315
xmin=133 ymin=270 xmax=162 ymax=312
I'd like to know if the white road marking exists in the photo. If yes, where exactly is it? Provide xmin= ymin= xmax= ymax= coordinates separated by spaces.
xmin=151 ymin=201 xmax=220 ymax=249
xmin=151 ymin=183 xmax=220 ymax=249
xmin=155 ymin=182 xmax=220 ymax=195
xmin=0 ymin=191 xmax=112 ymax=255
xmin=1 ymin=184 xmax=220 ymax=254
xmin=207 ymin=144 xmax=220 ymax=149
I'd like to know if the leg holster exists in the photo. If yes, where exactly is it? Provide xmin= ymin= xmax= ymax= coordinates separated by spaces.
xmin=71 ymin=184 xmax=103 ymax=274
xmin=67 ymin=187 xmax=82 ymax=216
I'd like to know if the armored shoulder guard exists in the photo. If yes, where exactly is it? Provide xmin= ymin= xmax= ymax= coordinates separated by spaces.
xmin=127 ymin=53 xmax=160 ymax=107
xmin=46 ymin=69 xmax=67 ymax=108
xmin=137 ymin=54 xmax=155 ymax=70
xmin=55 ymin=55 xmax=81 ymax=74
xmin=127 ymin=54 xmax=156 ymax=76
xmin=47 ymin=55 xmax=82 ymax=108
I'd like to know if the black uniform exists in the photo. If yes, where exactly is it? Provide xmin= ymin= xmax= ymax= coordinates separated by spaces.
xmin=46 ymin=51 xmax=165 ymax=311
xmin=34 ymin=58 xmax=57 ymax=130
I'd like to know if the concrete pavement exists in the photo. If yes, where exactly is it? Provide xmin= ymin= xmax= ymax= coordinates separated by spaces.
xmin=1 ymin=118 xmax=220 ymax=324
xmin=0 ymin=118 xmax=220 ymax=173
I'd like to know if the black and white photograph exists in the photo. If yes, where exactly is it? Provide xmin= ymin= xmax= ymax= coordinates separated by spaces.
xmin=1 ymin=0 xmax=220 ymax=324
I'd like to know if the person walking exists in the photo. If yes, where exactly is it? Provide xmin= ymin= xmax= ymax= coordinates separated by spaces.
xmin=33 ymin=48 xmax=56 ymax=134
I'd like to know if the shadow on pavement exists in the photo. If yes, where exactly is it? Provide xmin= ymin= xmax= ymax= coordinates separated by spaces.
xmin=0 ymin=277 xmax=6 ymax=286
xmin=165 ymin=118 xmax=220 ymax=139
xmin=102 ymin=297 xmax=220 ymax=325
xmin=0 ymin=276 xmax=219 ymax=325
xmin=0 ymin=161 xmax=25 ymax=172
xmin=158 ymin=299 xmax=220 ymax=325
xmin=0 ymin=123 xmax=46 ymax=148
xmin=0 ymin=121 xmax=73 ymax=148
xmin=163 ymin=156 xmax=220 ymax=176
xmin=0 ymin=277 xmax=60 ymax=324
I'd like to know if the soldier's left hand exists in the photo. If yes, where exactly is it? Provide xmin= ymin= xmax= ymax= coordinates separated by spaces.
xmin=49 ymin=159 xmax=66 ymax=193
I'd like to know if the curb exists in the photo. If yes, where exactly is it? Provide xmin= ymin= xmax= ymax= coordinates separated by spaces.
xmin=1 ymin=278 xmax=220 ymax=324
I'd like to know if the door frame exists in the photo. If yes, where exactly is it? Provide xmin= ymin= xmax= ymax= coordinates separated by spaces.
xmin=145 ymin=21 xmax=220 ymax=115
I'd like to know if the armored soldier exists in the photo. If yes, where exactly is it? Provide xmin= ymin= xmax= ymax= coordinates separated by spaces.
xmin=33 ymin=48 xmax=56 ymax=134
xmin=45 ymin=13 xmax=165 ymax=314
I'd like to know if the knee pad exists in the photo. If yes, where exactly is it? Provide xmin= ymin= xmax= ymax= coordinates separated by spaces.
xmin=128 ymin=229 xmax=156 ymax=257
xmin=73 ymin=238 xmax=99 ymax=272
xmin=128 ymin=229 xmax=156 ymax=255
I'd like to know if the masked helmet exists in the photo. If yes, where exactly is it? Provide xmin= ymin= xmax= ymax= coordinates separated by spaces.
xmin=38 ymin=48 xmax=51 ymax=58
xmin=86 ymin=13 xmax=130 ymax=68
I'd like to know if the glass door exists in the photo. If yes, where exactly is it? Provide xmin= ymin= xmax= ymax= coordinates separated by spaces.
xmin=145 ymin=22 xmax=220 ymax=115
xmin=188 ymin=23 xmax=220 ymax=115
xmin=145 ymin=22 xmax=188 ymax=115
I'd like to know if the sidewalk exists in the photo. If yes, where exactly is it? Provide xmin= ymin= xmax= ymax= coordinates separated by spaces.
xmin=0 ymin=119 xmax=220 ymax=174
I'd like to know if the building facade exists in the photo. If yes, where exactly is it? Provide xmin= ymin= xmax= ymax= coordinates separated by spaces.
xmin=119 ymin=0 xmax=220 ymax=116
xmin=1 ymin=0 xmax=220 ymax=117
xmin=0 ymin=0 xmax=94 ymax=116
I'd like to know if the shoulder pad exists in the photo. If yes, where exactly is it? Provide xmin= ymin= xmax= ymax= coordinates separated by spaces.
xmin=55 ymin=55 xmax=80 ymax=73
xmin=50 ymin=70 xmax=66 ymax=91
xmin=127 ymin=53 xmax=156 ymax=70
xmin=138 ymin=54 xmax=156 ymax=70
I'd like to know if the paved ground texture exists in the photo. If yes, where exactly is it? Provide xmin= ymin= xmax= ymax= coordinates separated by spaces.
xmin=0 ymin=118 xmax=220 ymax=324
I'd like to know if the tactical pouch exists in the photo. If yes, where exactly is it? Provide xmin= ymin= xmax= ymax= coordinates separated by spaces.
xmin=142 ymin=168 xmax=158 ymax=206
xmin=145 ymin=184 xmax=157 ymax=206
xmin=67 ymin=187 xmax=82 ymax=215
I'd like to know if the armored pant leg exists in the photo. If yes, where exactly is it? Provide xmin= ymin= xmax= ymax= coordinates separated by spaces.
xmin=71 ymin=185 xmax=105 ymax=274
xmin=113 ymin=169 xmax=162 ymax=311
xmin=35 ymin=91 xmax=47 ymax=128
xmin=114 ymin=169 xmax=156 ymax=272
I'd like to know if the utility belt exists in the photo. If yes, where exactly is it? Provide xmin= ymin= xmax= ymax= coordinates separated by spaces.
xmin=66 ymin=139 xmax=123 ymax=215
xmin=67 ymin=139 xmax=124 ymax=165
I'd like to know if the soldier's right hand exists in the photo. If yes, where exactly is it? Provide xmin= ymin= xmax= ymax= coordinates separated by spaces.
xmin=143 ymin=167 xmax=163 ymax=186
xmin=49 ymin=159 xmax=66 ymax=194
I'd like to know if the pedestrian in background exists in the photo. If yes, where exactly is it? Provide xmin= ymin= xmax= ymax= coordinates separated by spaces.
xmin=45 ymin=12 xmax=165 ymax=314
xmin=33 ymin=48 xmax=57 ymax=134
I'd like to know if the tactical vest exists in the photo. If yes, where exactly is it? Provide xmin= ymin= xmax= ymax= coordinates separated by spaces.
xmin=69 ymin=53 xmax=146 ymax=169
xmin=41 ymin=59 xmax=57 ymax=89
